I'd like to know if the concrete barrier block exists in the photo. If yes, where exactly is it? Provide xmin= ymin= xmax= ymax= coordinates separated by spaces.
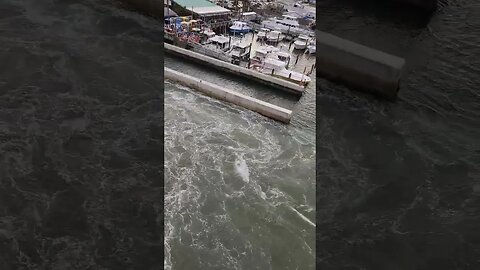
xmin=165 ymin=68 xmax=292 ymax=123
xmin=316 ymin=31 xmax=406 ymax=100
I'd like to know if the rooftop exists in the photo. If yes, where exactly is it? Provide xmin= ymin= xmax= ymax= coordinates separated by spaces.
xmin=173 ymin=0 xmax=216 ymax=8
xmin=172 ymin=0 xmax=230 ymax=15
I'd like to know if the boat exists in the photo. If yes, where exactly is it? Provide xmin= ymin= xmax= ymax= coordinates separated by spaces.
xmin=306 ymin=39 xmax=316 ymax=54
xmin=261 ymin=14 xmax=313 ymax=37
xmin=266 ymin=30 xmax=284 ymax=43
xmin=251 ymin=45 xmax=292 ymax=66
xmin=251 ymin=58 xmax=311 ymax=85
xmin=257 ymin=28 xmax=270 ymax=40
xmin=201 ymin=29 xmax=216 ymax=38
xmin=191 ymin=35 xmax=232 ymax=62
xmin=285 ymin=2 xmax=316 ymax=20
xmin=229 ymin=21 xmax=251 ymax=34
xmin=206 ymin=35 xmax=230 ymax=51
xmin=293 ymin=35 xmax=310 ymax=50
xmin=228 ymin=41 xmax=251 ymax=64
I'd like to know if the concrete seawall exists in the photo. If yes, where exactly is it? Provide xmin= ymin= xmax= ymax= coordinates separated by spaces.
xmin=164 ymin=43 xmax=305 ymax=96
xmin=316 ymin=31 xmax=406 ymax=100
xmin=165 ymin=68 xmax=293 ymax=123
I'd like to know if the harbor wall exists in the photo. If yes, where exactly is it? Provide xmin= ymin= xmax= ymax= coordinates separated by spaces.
xmin=316 ymin=31 xmax=406 ymax=100
xmin=164 ymin=43 xmax=305 ymax=95
xmin=165 ymin=68 xmax=293 ymax=123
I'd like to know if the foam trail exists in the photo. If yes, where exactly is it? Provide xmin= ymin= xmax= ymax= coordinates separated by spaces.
xmin=234 ymin=156 xmax=250 ymax=183
xmin=290 ymin=206 xmax=316 ymax=227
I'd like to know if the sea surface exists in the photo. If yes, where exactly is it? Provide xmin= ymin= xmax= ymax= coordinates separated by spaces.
xmin=0 ymin=0 xmax=164 ymax=268
xmin=1 ymin=0 xmax=478 ymax=269
xmin=164 ymin=41 xmax=316 ymax=268
xmin=316 ymin=1 xmax=480 ymax=269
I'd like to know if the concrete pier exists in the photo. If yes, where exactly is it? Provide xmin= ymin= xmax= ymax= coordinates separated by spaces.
xmin=165 ymin=68 xmax=293 ymax=123
xmin=316 ymin=31 xmax=406 ymax=100
xmin=164 ymin=43 xmax=305 ymax=96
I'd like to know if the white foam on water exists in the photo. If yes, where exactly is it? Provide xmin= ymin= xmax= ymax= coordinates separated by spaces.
xmin=164 ymin=84 xmax=315 ymax=269
xmin=289 ymin=206 xmax=316 ymax=228
xmin=234 ymin=156 xmax=250 ymax=183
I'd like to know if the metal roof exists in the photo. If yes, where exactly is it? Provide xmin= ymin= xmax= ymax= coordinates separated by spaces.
xmin=189 ymin=6 xmax=231 ymax=16
xmin=173 ymin=0 xmax=216 ymax=8
xmin=172 ymin=0 xmax=231 ymax=15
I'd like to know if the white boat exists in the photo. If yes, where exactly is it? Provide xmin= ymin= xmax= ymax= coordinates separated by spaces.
xmin=266 ymin=30 xmax=284 ymax=43
xmin=293 ymin=35 xmax=310 ymax=50
xmin=206 ymin=35 xmax=230 ymax=51
xmin=261 ymin=14 xmax=313 ymax=37
xmin=257 ymin=28 xmax=270 ymax=40
xmin=228 ymin=41 xmax=251 ymax=62
xmin=285 ymin=2 xmax=316 ymax=20
xmin=229 ymin=21 xmax=251 ymax=34
xmin=201 ymin=29 xmax=216 ymax=38
xmin=241 ymin=11 xmax=257 ymax=22
xmin=252 ymin=58 xmax=311 ymax=85
xmin=251 ymin=45 xmax=291 ymax=66
xmin=306 ymin=39 xmax=316 ymax=54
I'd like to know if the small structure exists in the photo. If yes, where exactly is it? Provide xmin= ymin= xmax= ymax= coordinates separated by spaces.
xmin=170 ymin=0 xmax=231 ymax=30
xmin=241 ymin=11 xmax=257 ymax=21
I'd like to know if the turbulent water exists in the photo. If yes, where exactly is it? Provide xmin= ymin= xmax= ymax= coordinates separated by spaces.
xmin=0 ymin=0 xmax=164 ymax=268
xmin=2 ymin=0 xmax=479 ymax=269
xmin=164 ymin=51 xmax=316 ymax=268
xmin=317 ymin=1 xmax=480 ymax=269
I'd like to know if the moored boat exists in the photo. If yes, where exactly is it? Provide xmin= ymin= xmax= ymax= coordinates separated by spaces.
xmin=306 ymin=38 xmax=316 ymax=54
xmin=229 ymin=21 xmax=251 ymax=34
xmin=266 ymin=30 xmax=284 ymax=43
xmin=293 ymin=35 xmax=310 ymax=50
xmin=251 ymin=58 xmax=311 ymax=85
xmin=257 ymin=28 xmax=270 ymax=40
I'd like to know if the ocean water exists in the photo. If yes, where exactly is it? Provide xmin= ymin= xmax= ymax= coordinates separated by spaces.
xmin=0 ymin=0 xmax=164 ymax=268
xmin=164 ymin=49 xmax=316 ymax=268
xmin=316 ymin=1 xmax=480 ymax=269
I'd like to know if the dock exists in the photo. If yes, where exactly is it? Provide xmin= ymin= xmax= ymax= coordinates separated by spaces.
xmin=165 ymin=68 xmax=293 ymax=123
xmin=164 ymin=43 xmax=306 ymax=96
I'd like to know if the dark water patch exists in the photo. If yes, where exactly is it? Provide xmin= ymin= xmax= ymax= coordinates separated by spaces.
xmin=63 ymin=133 xmax=94 ymax=156
xmin=317 ymin=0 xmax=480 ymax=268
xmin=102 ymin=150 xmax=132 ymax=169
xmin=96 ymin=14 xmax=143 ymax=36
xmin=319 ymin=0 xmax=434 ymax=28
xmin=43 ymin=186 xmax=88 ymax=238
xmin=0 ymin=0 xmax=163 ymax=268
xmin=15 ymin=166 xmax=69 ymax=196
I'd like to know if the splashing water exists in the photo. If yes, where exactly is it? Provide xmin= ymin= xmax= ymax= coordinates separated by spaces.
xmin=234 ymin=156 xmax=250 ymax=183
